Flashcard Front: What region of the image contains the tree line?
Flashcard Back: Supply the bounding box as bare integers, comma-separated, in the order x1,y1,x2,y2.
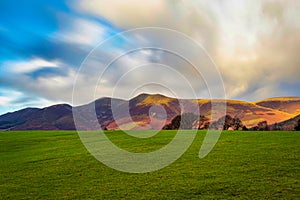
162,113,300,131
163,113,247,130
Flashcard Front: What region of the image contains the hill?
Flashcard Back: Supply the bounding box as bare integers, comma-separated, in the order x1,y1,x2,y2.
255,97,300,115
0,94,299,130
0,104,75,130
269,114,300,131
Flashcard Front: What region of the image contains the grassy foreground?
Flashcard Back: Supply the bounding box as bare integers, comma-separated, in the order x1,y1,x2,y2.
0,130,299,199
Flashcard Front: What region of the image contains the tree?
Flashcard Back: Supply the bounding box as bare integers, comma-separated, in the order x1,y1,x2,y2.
180,113,199,129
163,115,180,130
242,125,248,131
210,115,244,130
198,115,210,130
295,119,300,131
223,115,233,130
232,117,244,130
273,122,281,131
257,121,269,131
163,113,204,130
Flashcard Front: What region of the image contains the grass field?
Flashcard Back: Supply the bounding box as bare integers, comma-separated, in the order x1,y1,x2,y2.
0,130,299,199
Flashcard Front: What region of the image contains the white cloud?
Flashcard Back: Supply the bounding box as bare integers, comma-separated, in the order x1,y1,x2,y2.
56,18,107,46
0,89,60,114
16,68,77,103
0,59,76,109
0,96,14,106
7,58,59,73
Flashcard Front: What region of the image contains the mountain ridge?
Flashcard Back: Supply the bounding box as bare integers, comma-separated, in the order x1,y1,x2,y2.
1,94,299,130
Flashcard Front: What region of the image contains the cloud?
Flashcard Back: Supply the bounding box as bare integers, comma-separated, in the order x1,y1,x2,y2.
0,88,59,114
1,0,300,115
73,0,168,28
55,18,107,46
214,0,300,100
0,56,77,108
5,58,59,73
71,0,299,101
0,96,14,106
72,0,219,52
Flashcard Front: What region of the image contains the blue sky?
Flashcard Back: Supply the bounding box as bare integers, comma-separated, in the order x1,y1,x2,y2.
0,0,122,114
0,0,300,114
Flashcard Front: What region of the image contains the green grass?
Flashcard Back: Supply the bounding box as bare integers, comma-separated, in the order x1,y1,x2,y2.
0,130,299,199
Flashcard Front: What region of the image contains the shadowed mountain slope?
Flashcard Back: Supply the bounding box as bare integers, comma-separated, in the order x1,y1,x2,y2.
0,104,74,130
269,114,300,131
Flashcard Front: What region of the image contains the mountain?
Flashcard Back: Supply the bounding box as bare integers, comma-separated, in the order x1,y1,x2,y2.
269,114,300,131
255,97,300,115
0,94,299,130
0,104,75,130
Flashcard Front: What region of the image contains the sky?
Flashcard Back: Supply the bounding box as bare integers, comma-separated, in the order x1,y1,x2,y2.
0,0,299,114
